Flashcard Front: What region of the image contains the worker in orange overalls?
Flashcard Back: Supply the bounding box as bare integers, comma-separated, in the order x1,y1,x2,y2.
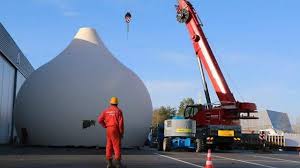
98,97,124,168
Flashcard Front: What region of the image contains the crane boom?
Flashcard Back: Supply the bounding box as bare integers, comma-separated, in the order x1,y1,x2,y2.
177,0,257,120
166,0,259,151
177,0,235,104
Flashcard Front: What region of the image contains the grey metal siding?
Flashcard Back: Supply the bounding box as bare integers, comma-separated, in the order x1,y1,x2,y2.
0,23,34,144
0,55,15,144
0,23,34,77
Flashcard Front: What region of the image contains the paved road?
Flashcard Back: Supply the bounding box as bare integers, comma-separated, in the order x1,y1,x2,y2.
0,146,299,168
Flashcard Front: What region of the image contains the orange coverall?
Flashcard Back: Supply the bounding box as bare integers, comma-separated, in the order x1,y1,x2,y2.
98,105,124,160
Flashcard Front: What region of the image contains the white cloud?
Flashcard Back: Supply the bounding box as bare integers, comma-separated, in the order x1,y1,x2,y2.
145,79,300,121
241,83,300,117
33,0,80,17
158,51,197,68
145,80,206,109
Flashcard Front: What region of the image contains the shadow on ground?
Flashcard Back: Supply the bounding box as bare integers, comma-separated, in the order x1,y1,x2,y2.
0,145,157,156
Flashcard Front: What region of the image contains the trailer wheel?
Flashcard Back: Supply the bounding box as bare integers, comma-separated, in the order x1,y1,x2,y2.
163,138,171,152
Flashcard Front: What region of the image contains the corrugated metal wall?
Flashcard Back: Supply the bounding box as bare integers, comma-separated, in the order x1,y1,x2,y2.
0,56,15,144
0,23,34,144
0,23,34,78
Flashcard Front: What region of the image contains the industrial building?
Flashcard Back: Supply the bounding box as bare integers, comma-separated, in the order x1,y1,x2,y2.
241,109,293,133
14,28,153,147
0,23,34,144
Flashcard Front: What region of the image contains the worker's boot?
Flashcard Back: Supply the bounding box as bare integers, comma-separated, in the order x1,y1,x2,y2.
106,159,113,168
115,160,122,168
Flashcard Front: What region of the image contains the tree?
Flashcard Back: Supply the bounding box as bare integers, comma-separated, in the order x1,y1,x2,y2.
152,106,176,126
178,98,195,116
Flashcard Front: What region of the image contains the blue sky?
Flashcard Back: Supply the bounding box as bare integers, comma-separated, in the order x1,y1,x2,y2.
1,0,300,121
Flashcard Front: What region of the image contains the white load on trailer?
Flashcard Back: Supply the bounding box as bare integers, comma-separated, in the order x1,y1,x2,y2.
259,129,300,149
259,129,285,147
284,133,300,148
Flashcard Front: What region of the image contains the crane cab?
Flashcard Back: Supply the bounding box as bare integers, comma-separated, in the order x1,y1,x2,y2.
183,104,242,151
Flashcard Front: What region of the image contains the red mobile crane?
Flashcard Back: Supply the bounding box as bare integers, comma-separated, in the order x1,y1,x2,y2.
176,0,258,150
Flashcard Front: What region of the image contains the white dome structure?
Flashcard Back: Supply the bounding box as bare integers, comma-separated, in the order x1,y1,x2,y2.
14,27,152,147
